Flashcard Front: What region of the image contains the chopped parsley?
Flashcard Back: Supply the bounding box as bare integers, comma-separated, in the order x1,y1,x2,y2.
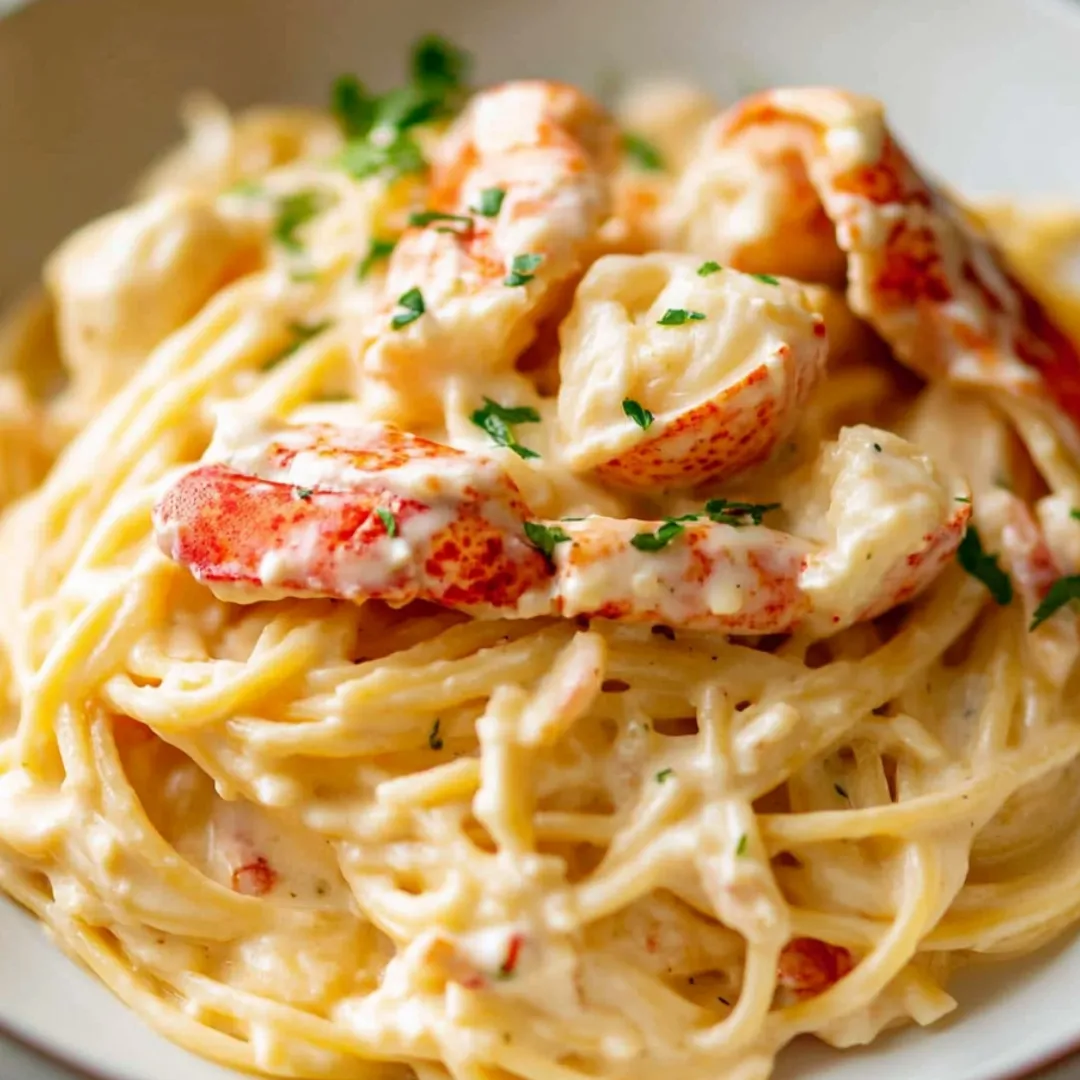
357,237,397,280
622,132,665,171
408,210,473,232
1071,508,1080,521
524,522,571,561
622,399,654,430
751,273,781,286
272,190,332,252
471,187,506,217
1030,575,1080,630
655,768,675,783
262,319,333,370
705,499,781,526
376,507,398,537
504,253,544,287
956,527,1013,606
390,287,425,329
294,487,314,501
834,783,849,799
697,260,723,277
735,834,748,856
428,718,444,750
470,398,541,459
332,36,470,183
631,517,694,552
331,74,376,138
955,496,972,504
657,308,706,326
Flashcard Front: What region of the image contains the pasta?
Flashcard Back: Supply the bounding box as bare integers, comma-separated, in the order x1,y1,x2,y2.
2,37,1080,1080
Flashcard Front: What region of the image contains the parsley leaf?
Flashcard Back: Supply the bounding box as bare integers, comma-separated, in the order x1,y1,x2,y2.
390,287,425,330
409,210,473,232
751,273,781,285
376,507,398,537
956,527,1013,605
331,74,375,138
955,496,972,504
470,398,541,459
657,308,706,326
697,260,723,277
655,767,675,783
623,132,665,171
622,399,654,430
1071,509,1080,521
505,253,544,287
357,237,397,280
1030,575,1080,630
472,187,506,217
262,319,333,370
428,718,444,750
631,518,688,552
524,521,571,561
704,499,781,526
412,34,470,95
735,834,748,856
338,131,427,182
294,487,314,501
272,190,331,252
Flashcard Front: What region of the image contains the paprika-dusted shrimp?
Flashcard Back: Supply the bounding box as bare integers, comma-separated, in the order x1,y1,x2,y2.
557,254,827,489
360,82,618,421
668,88,1080,458
777,937,854,997
154,420,969,636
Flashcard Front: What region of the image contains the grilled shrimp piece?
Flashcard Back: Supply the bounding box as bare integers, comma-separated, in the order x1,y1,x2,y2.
155,420,968,636
557,255,827,489
669,89,1080,452
360,82,618,420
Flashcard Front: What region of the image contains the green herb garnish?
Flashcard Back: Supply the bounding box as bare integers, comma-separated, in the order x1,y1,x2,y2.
751,273,780,285
735,834,748,856
956,527,1013,606
656,768,675,783
262,319,333,370
408,210,473,232
225,178,264,198
390,287,425,330
428,718,444,750
470,398,541,459
505,253,544,287
1030,575,1080,630
622,399,654,430
331,74,376,138
338,131,427,181
631,518,691,552
272,190,331,252
704,499,780,526
357,237,397,280
623,132,665,171
955,496,972,503
657,308,706,326
524,522,571,561
376,507,398,537
471,187,506,217
1071,509,1080,521
294,487,314,501
697,260,723,277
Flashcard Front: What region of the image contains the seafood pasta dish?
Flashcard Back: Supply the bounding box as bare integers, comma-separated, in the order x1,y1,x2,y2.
4,35,1080,1080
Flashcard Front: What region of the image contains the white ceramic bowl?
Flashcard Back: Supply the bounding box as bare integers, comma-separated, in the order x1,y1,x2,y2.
2,1,1080,1077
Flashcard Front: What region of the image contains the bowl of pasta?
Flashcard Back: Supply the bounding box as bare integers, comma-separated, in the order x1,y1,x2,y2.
3,1,1080,1080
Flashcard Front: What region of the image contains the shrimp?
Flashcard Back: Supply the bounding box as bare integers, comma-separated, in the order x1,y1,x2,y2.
359,82,618,422
557,254,827,489
668,89,1080,458
154,420,969,637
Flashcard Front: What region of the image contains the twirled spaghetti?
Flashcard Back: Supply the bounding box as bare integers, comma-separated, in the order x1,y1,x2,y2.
1,38,1080,1080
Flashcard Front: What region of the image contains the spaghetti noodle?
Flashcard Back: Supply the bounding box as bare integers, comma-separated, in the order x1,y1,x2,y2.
1,38,1080,1080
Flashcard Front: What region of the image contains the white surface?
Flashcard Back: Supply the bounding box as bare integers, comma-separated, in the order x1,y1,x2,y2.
2,0,1080,1078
